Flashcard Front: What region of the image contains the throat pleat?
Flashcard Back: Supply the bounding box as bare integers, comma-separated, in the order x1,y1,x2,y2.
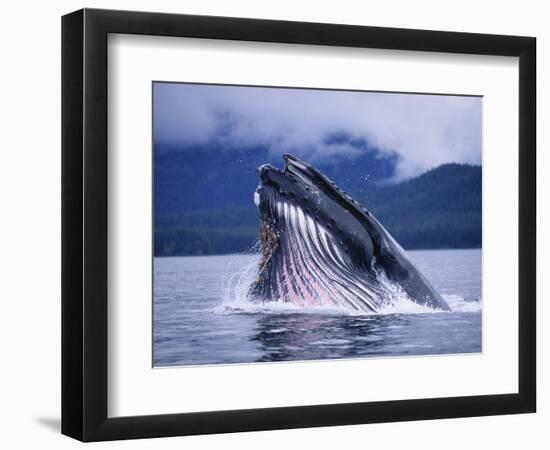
265,203,383,312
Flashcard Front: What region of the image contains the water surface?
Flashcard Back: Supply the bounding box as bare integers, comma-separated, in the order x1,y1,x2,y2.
154,249,481,366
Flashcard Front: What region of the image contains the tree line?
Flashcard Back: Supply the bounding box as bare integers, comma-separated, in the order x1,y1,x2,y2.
154,163,481,256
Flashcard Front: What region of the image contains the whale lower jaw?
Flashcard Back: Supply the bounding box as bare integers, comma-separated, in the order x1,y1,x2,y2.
249,200,387,313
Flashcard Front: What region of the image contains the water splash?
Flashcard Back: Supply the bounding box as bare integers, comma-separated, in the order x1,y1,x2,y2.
215,257,357,315
215,256,481,316
221,256,258,307
443,294,482,313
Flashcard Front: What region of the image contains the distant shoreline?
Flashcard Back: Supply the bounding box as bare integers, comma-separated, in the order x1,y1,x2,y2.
154,163,481,258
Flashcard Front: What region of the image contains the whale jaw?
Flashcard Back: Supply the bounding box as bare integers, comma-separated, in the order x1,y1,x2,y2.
249,199,384,312
249,154,451,313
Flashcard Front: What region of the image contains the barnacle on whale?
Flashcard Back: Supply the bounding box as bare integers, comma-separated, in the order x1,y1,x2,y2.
255,222,279,287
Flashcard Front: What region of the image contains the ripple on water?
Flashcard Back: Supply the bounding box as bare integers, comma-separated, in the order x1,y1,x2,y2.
154,250,482,366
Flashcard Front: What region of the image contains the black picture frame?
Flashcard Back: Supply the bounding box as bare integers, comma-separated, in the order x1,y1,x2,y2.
61,8,536,442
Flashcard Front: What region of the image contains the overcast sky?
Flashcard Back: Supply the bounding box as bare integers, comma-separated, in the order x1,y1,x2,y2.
153,82,482,181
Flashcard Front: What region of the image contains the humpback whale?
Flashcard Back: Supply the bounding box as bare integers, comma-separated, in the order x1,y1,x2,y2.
248,154,451,313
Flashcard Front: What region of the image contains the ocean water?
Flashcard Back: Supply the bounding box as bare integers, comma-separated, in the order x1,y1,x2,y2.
153,249,482,367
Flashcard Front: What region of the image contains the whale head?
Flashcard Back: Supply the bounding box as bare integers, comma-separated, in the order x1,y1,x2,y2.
249,154,450,312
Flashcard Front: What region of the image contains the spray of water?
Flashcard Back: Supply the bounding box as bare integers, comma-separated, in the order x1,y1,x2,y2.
215,255,481,316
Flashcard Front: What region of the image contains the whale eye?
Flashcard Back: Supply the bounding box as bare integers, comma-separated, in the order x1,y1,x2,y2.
302,196,307,201
280,191,287,197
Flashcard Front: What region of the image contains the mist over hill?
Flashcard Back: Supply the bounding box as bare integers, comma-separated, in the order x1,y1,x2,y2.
154,162,481,256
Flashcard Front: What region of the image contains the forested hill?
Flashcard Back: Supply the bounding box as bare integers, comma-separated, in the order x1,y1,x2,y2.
154,163,481,256
364,163,481,249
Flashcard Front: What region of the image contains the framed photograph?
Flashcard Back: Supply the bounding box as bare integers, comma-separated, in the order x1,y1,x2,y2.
61,8,536,442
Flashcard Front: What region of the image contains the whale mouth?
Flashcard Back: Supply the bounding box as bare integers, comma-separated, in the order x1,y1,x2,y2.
282,153,316,185
250,155,386,312
249,154,451,313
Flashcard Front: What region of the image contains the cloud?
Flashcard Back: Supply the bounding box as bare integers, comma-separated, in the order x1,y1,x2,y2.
153,83,481,180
